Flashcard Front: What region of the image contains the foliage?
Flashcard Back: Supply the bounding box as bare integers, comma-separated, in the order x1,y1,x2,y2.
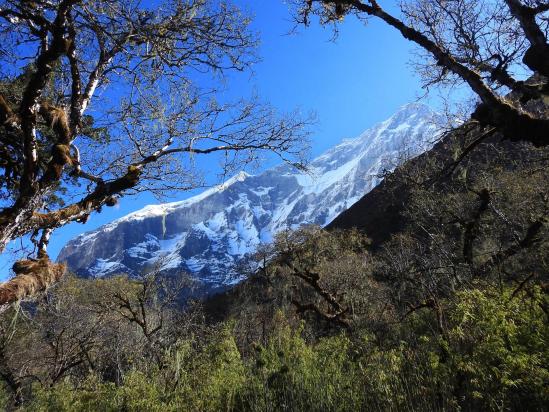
1,271,545,411
1,136,547,409
447,287,549,410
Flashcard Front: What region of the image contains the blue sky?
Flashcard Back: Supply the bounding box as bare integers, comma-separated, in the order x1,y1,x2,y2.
1,1,438,278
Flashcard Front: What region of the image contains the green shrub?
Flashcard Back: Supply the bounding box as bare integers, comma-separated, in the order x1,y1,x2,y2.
29,375,119,412
9,269,548,412
448,286,549,410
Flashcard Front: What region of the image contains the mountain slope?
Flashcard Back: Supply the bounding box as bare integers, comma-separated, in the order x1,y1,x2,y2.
57,103,442,292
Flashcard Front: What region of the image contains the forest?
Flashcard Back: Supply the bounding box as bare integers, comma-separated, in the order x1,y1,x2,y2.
0,0,548,410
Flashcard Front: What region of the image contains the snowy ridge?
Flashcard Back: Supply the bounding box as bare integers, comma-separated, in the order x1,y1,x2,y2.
58,103,443,294
118,171,251,223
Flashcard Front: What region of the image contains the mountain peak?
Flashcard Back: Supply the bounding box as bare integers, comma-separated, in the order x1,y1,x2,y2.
58,103,442,292
383,102,438,128
397,101,433,113
223,171,250,186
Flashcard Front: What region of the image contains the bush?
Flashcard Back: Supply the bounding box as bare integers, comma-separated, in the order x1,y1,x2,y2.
22,285,549,411
447,286,549,410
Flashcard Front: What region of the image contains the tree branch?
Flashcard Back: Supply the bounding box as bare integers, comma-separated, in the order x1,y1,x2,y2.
504,0,549,76
477,218,546,275
462,189,491,264
303,0,549,145
67,11,82,133
0,258,66,306
18,0,78,197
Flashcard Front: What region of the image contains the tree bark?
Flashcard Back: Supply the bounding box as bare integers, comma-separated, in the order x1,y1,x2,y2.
0,258,66,306
504,0,549,77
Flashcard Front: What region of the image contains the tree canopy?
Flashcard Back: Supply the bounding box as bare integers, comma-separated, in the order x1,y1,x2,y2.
0,0,310,305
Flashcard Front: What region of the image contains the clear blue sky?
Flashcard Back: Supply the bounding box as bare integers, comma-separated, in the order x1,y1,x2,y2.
1,1,438,278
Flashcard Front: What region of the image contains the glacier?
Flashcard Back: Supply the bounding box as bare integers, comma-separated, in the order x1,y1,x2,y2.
57,103,443,293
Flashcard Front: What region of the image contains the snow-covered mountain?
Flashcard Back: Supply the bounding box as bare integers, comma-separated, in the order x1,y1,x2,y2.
57,103,443,293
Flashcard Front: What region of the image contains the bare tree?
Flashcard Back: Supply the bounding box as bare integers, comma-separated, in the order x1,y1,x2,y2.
292,0,548,145
0,0,311,305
